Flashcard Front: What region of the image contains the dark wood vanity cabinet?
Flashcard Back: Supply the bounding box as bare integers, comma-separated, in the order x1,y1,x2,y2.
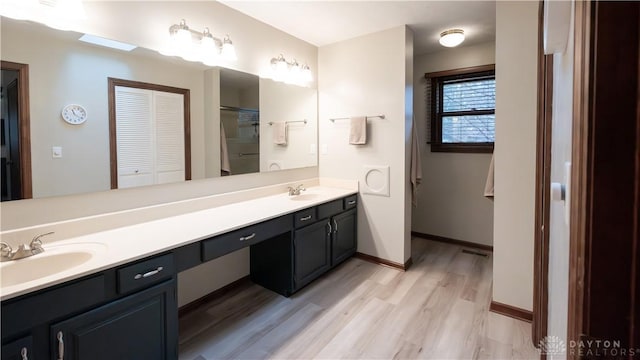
293,220,332,289
1,336,33,360
251,194,358,296
1,192,357,358
50,279,177,360
331,208,357,266
1,253,178,360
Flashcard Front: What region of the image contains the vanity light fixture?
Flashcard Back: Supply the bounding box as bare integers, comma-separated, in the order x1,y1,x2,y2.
270,54,313,86
1,0,85,31
439,29,465,48
159,19,237,65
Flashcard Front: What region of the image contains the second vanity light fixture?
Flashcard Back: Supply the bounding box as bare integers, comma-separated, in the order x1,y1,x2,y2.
160,19,237,65
270,54,313,87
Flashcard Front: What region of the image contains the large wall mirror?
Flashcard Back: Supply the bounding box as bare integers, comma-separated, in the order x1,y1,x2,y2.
0,17,318,200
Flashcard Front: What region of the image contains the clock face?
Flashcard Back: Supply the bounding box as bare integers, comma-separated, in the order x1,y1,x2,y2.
61,104,87,125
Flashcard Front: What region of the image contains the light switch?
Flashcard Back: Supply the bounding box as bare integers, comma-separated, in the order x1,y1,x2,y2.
309,143,317,154
52,146,62,158
321,144,328,154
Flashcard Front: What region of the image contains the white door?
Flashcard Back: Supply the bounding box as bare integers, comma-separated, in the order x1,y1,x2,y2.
115,86,185,189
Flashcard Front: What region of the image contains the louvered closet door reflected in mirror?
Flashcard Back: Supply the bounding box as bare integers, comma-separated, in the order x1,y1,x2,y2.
108,78,191,190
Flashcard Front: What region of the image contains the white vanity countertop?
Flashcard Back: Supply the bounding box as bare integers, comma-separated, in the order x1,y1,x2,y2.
0,185,357,301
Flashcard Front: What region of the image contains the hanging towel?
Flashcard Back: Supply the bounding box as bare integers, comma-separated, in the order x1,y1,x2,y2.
349,116,367,145
220,122,231,176
411,116,423,206
484,154,495,198
273,122,288,145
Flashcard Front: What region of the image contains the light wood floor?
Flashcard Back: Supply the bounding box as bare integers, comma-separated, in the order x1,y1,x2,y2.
178,238,539,360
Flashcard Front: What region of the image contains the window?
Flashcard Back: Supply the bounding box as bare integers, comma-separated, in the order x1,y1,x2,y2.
427,65,495,153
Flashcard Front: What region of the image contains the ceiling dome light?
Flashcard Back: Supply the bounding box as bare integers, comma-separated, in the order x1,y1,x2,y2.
439,29,465,47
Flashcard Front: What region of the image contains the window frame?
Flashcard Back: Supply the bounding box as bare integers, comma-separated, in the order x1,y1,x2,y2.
426,64,496,153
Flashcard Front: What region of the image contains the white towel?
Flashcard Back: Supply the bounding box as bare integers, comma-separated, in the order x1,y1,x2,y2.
273,122,287,145
410,116,423,206
220,122,231,176
484,154,495,198
349,116,367,145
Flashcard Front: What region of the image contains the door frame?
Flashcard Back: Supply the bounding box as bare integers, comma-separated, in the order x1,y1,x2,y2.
532,0,554,348
1,60,32,199
567,0,640,356
108,77,191,189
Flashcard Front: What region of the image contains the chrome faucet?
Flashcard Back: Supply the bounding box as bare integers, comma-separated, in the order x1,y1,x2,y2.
0,232,54,262
287,184,306,196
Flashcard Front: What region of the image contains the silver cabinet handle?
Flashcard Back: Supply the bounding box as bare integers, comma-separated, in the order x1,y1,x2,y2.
57,331,64,360
134,266,164,280
348,200,356,205
300,215,312,221
327,222,332,235
239,233,256,241
333,219,338,233
21,347,27,360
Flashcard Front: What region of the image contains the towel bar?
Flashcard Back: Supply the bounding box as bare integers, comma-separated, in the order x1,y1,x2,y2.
329,114,385,122
268,119,307,126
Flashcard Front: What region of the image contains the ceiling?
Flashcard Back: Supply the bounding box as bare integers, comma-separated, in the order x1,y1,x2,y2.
219,1,496,55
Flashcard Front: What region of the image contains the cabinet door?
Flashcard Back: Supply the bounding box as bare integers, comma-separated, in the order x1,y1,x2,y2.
294,220,331,290
1,336,32,360
332,208,357,266
51,280,177,360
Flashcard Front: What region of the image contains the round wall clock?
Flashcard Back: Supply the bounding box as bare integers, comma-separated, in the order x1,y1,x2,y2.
61,104,87,125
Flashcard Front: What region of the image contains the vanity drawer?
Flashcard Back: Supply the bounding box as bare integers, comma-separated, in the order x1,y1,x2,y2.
294,208,317,228
318,199,344,219
117,254,174,295
202,215,292,261
1,275,106,338
344,195,357,209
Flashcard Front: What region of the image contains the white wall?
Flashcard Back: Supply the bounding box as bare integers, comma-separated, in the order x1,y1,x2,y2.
318,26,413,264
0,1,318,307
493,1,539,311
547,3,575,354
259,79,318,172
412,42,495,246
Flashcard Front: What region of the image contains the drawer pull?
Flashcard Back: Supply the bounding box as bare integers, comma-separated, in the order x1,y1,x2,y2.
327,222,333,235
57,331,64,360
239,233,256,241
21,347,27,360
348,200,356,205
134,266,164,280
333,219,338,232
300,215,312,221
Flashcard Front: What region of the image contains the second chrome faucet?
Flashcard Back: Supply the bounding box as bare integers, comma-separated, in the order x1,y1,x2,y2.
287,184,306,196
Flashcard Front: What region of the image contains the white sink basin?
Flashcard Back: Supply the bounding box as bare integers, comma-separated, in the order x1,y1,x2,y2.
1,243,106,287
288,193,320,201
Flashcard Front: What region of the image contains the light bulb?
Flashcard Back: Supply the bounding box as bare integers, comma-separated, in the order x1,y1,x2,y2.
287,60,301,84
439,29,465,48
201,29,219,66
43,0,87,31
301,64,313,84
0,0,38,20
221,35,237,61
